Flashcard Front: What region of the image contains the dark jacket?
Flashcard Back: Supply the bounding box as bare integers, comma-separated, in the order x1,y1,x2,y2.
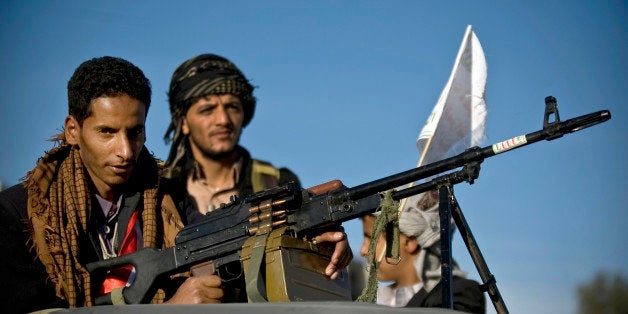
164,146,300,226
161,146,300,302
0,184,69,313
0,180,180,312
405,276,486,313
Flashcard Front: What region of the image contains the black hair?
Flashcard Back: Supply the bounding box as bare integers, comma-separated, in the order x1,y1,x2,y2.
67,56,151,125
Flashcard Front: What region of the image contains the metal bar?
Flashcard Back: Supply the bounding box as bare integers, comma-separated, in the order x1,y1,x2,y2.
450,194,509,314
439,185,454,309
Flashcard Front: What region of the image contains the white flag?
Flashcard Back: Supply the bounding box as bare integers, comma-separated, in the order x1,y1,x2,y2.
397,25,488,214
417,25,488,167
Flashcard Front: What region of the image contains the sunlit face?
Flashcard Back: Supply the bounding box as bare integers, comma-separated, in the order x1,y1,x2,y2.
65,94,146,201
360,215,420,286
182,94,244,160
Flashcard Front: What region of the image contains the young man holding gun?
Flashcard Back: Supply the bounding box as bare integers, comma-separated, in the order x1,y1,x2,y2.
0,56,222,312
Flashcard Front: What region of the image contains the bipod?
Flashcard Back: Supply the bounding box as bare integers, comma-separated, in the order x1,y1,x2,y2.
392,162,509,313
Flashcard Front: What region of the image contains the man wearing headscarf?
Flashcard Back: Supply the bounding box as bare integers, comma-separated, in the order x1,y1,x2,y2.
162,53,352,301
0,57,223,313
360,190,485,312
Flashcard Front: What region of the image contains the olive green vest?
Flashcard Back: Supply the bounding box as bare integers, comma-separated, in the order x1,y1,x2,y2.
251,160,280,193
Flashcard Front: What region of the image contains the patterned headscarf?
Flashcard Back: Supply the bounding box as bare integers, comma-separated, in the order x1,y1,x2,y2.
398,190,467,293
163,54,256,179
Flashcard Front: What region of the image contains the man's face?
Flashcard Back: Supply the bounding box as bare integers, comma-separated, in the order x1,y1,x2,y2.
182,94,244,159
65,94,146,200
360,215,395,281
360,215,418,284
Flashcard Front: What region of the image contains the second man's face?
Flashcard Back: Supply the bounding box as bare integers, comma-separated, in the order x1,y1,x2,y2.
183,94,245,159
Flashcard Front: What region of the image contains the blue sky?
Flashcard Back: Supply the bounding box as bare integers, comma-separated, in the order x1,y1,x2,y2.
1,1,626,313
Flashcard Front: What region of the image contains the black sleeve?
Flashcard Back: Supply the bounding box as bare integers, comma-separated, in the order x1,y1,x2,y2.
161,176,203,226
406,277,486,314
278,167,301,189
0,184,68,312
450,277,486,314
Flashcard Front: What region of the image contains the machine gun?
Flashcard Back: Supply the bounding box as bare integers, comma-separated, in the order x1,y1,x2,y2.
87,96,610,312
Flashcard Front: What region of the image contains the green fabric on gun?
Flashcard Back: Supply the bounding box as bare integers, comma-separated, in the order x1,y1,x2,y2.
357,190,400,303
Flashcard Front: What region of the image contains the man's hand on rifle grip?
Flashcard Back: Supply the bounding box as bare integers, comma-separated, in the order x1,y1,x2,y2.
307,179,353,280
165,274,224,304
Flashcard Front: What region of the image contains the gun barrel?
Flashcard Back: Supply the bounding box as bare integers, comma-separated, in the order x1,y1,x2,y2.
346,109,610,201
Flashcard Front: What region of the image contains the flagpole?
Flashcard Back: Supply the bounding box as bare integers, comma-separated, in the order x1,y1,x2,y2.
394,135,432,215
